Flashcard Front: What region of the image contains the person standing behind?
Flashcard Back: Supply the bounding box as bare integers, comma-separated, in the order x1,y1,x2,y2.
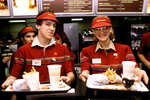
17,26,37,48
0,46,13,87
2,10,75,88
79,16,149,85
9,26,37,72
55,32,76,87
55,32,74,65
137,24,150,87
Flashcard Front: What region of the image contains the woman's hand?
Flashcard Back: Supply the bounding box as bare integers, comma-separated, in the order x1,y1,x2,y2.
79,70,89,82
1,76,16,89
135,68,149,85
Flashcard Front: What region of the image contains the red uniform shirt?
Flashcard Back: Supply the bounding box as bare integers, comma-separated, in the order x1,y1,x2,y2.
10,42,74,83
138,32,150,61
80,43,137,75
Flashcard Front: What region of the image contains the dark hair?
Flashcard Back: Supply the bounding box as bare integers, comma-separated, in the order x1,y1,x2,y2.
17,26,37,48
55,32,72,50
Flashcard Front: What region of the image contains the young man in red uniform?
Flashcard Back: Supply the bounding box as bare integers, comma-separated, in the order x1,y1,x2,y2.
79,16,149,85
2,10,75,88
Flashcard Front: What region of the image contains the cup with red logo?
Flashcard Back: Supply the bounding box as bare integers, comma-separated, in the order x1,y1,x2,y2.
122,61,137,88
47,65,62,86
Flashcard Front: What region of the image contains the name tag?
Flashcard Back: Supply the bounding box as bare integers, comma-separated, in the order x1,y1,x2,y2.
32,59,41,66
92,58,101,64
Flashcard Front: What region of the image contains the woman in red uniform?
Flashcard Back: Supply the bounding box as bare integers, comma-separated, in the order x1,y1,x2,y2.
2,10,75,88
79,16,149,85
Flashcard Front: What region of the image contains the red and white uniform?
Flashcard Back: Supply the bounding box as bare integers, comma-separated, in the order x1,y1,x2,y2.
10,37,74,83
80,41,137,75
138,32,150,61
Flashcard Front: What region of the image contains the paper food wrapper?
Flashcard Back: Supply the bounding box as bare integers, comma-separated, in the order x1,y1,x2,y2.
13,79,29,91
88,74,109,86
87,73,122,86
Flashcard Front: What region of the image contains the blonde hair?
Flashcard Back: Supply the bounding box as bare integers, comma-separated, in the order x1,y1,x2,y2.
93,30,115,42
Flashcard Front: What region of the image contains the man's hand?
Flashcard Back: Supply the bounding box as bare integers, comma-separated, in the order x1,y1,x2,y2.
1,76,16,89
60,72,74,85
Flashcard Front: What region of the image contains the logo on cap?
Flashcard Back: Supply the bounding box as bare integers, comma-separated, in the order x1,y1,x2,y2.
48,13,56,17
92,16,112,28
36,12,59,23
96,19,107,22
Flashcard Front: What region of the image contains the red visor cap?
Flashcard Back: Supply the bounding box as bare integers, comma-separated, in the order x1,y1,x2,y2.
92,16,112,28
36,12,59,23
20,26,35,36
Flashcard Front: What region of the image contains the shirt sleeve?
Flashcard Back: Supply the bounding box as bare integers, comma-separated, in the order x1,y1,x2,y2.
10,48,25,79
125,45,138,68
80,48,91,72
138,34,146,54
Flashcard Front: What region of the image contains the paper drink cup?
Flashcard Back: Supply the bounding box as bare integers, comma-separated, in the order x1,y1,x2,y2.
122,61,136,80
47,65,62,85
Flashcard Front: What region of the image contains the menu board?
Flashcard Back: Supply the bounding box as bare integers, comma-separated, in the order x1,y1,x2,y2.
147,0,150,13
42,0,92,13
13,0,38,16
98,0,144,12
0,0,9,16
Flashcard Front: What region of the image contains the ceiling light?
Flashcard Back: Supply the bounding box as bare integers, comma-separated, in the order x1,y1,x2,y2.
8,20,26,23
71,18,83,21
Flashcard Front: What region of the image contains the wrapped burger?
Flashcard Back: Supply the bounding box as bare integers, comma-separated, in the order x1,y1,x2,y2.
13,79,29,91
87,68,122,86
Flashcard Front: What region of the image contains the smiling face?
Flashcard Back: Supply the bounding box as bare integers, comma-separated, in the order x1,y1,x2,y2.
36,20,56,41
92,26,112,42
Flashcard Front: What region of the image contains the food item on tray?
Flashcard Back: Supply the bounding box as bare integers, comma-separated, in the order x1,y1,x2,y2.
87,68,122,86
57,81,67,88
88,74,109,86
122,78,135,89
47,64,62,85
58,84,66,88
23,67,40,91
40,84,50,90
104,68,116,83
12,79,29,91
104,68,122,84
23,66,36,75
40,81,68,90
23,67,39,82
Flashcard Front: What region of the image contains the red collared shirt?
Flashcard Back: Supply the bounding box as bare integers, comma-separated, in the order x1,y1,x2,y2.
138,32,150,61
10,37,74,83
80,42,137,75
